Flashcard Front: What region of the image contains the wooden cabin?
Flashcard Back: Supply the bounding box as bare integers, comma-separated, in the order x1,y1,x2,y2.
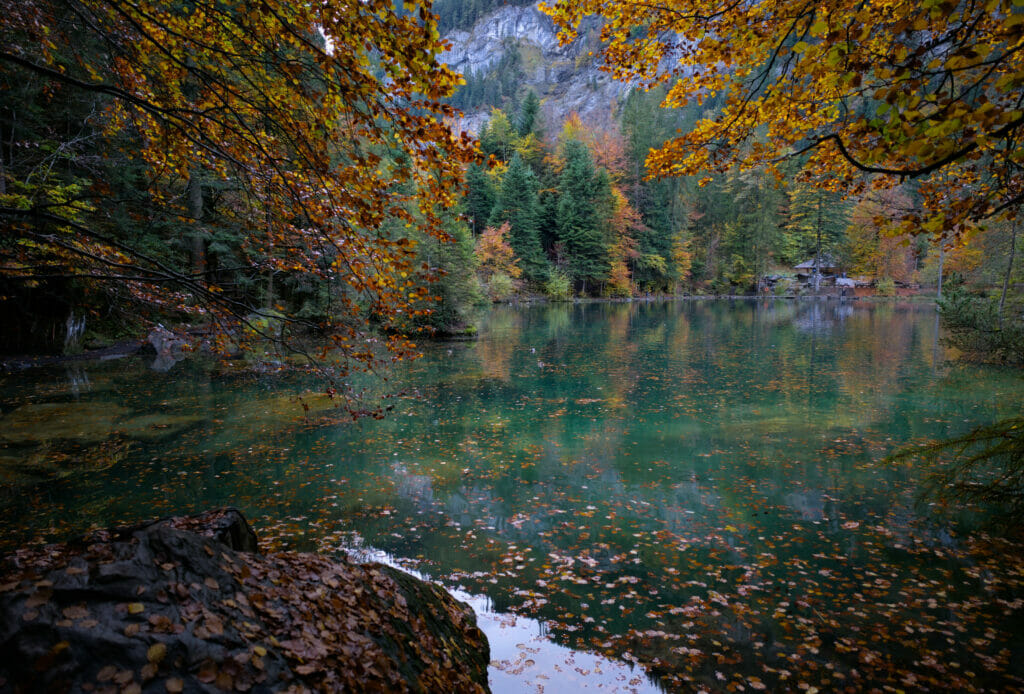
793,254,841,277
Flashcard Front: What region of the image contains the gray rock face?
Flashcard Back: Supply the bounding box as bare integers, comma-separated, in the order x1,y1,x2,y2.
442,1,633,133
441,4,564,76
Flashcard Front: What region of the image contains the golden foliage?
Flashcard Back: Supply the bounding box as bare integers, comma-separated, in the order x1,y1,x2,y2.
543,0,1024,239
1,0,476,384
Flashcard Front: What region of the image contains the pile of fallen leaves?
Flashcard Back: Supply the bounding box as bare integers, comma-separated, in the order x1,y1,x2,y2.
0,509,489,693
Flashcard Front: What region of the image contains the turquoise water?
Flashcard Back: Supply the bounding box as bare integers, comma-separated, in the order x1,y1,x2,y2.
2,300,1023,691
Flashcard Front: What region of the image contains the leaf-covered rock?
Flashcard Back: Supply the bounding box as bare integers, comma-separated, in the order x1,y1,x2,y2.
0,509,489,693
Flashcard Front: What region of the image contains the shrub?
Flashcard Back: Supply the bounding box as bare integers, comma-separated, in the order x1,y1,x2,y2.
875,276,896,296
544,271,572,301
939,287,1024,364
486,272,516,301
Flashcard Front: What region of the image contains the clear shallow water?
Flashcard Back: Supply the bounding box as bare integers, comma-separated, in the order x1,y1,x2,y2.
2,299,1023,691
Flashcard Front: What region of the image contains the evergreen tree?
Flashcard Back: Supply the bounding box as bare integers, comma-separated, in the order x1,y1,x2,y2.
720,167,785,291
785,184,851,288
536,165,561,255
411,216,483,334
465,163,496,235
557,140,609,292
489,153,549,282
517,90,543,138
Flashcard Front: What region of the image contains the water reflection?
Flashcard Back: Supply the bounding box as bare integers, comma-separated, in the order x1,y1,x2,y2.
346,542,663,694
1,300,1023,691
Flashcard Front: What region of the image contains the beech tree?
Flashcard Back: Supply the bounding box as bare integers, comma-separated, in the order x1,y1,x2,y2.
0,0,475,398
543,0,1024,240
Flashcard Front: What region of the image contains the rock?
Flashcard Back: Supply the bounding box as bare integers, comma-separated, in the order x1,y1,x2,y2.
441,1,631,133
0,402,130,445
127,508,259,554
0,509,489,693
146,325,190,372
0,402,202,447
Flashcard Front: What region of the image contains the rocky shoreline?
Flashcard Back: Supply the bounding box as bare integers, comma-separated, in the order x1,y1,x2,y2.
0,509,490,693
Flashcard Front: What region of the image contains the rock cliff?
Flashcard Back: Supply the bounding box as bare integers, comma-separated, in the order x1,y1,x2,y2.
441,2,631,133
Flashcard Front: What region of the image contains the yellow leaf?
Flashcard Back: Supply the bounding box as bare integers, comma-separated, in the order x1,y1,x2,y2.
147,642,167,664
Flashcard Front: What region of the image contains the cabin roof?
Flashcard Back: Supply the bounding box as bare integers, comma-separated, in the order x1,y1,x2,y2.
794,254,839,270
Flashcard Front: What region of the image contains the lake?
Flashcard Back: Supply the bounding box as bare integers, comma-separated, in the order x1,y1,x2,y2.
2,299,1023,691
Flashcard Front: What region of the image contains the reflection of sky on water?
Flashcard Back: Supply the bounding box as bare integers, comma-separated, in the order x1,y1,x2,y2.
347,543,663,694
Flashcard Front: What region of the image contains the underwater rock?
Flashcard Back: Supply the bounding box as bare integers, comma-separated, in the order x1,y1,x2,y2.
0,402,202,447
0,402,130,445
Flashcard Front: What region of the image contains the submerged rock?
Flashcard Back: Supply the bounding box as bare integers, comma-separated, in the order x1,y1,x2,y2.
0,508,490,693
0,402,130,445
0,402,202,447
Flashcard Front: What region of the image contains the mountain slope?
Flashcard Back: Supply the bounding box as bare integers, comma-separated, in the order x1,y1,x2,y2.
440,1,631,133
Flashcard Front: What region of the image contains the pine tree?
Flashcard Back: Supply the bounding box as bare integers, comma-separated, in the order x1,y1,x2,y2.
489,152,549,283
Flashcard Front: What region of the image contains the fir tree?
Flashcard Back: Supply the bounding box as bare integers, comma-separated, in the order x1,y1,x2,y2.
557,140,609,292
489,153,549,282
517,90,542,138
785,184,851,288
465,163,496,235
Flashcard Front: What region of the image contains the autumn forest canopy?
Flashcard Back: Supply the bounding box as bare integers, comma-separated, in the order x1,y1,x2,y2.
2,0,1024,375
3,0,1024,691
0,0,476,400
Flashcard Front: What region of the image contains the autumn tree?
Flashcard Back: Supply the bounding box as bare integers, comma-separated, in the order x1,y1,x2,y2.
847,187,919,283
544,0,1024,240
475,223,523,282
0,0,475,405
479,109,518,162
606,188,642,297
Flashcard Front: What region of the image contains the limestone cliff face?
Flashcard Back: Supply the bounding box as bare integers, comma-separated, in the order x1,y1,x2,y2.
441,2,631,133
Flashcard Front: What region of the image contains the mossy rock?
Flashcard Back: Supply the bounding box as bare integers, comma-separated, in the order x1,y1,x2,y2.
0,439,133,483
115,413,204,442
0,402,203,446
0,402,130,445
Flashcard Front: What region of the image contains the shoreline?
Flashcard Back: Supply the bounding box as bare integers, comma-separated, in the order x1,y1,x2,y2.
1,293,942,371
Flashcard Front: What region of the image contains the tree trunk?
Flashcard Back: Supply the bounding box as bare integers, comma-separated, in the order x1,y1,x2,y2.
814,190,822,292
188,174,206,279
999,220,1018,328
936,237,945,301
265,209,275,309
